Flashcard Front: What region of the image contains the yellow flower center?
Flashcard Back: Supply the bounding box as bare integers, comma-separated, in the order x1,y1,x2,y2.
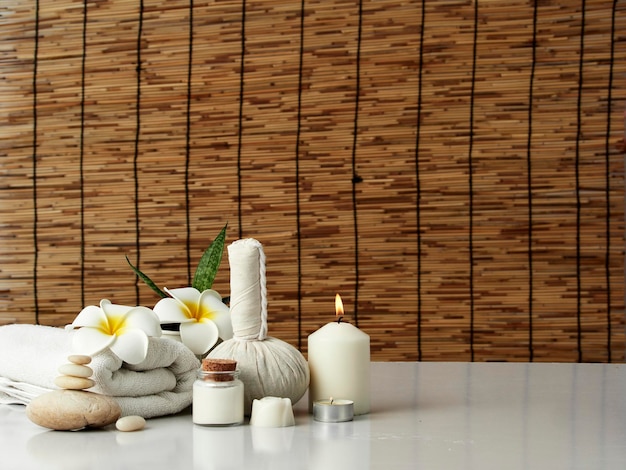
99,314,126,336
183,300,214,322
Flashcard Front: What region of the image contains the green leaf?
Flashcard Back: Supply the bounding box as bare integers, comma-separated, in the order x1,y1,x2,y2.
125,256,168,298
193,223,228,292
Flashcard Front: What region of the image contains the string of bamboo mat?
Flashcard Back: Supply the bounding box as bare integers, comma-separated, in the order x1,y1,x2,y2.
0,0,623,363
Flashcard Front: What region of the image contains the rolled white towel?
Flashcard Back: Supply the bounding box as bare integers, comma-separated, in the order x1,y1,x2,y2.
0,324,200,418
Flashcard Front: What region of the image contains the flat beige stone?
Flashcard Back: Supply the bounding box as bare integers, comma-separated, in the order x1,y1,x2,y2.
26,390,121,431
68,355,92,365
54,375,95,390
58,363,93,378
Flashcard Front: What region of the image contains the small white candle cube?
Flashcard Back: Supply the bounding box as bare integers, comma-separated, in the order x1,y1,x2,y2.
250,397,295,427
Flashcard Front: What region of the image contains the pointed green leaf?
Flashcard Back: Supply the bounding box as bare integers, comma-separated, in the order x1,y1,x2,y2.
193,223,227,291
125,256,168,298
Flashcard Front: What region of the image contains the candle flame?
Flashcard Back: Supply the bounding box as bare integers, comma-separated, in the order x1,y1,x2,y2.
335,294,344,317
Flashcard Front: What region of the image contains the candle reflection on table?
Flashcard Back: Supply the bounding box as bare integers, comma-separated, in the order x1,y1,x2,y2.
309,419,371,470
251,425,295,453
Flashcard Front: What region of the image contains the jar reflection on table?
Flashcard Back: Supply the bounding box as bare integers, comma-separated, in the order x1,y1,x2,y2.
193,425,245,470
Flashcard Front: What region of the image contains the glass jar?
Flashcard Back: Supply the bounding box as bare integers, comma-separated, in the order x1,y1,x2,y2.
193,369,244,426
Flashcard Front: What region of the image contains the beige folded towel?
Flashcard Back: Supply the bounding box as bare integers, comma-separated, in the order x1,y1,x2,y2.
0,324,200,418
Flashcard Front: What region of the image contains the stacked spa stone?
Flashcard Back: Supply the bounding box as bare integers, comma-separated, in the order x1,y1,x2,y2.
26,355,122,431
54,355,96,390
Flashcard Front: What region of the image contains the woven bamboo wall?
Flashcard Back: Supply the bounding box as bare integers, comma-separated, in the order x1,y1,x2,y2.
1,0,624,362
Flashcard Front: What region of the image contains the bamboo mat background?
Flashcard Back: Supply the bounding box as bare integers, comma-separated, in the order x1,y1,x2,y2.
1,0,624,362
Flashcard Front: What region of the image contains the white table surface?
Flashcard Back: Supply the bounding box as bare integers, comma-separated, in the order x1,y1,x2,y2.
1,362,625,470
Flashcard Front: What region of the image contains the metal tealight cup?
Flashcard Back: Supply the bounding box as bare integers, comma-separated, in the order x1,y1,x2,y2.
312,398,354,423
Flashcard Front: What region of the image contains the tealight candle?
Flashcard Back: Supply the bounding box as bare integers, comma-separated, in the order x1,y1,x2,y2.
312,398,354,422
250,397,295,427
307,294,370,415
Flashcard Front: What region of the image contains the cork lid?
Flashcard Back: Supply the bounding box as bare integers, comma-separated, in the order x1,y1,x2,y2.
201,359,238,381
202,358,237,372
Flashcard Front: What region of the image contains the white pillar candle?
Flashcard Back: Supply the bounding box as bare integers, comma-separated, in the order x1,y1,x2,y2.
307,295,370,415
250,397,295,427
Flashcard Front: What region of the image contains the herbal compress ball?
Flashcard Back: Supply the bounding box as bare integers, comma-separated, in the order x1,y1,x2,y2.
208,239,309,414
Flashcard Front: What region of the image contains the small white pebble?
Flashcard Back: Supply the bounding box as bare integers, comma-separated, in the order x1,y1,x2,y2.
116,415,146,432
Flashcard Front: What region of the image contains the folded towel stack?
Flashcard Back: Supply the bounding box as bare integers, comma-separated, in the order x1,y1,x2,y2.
0,324,200,418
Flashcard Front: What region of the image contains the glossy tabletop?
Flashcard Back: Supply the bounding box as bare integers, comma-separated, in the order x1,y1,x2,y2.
1,362,625,470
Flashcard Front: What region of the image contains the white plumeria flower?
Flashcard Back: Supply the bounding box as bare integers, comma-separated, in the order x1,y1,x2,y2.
153,287,233,355
67,299,162,365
